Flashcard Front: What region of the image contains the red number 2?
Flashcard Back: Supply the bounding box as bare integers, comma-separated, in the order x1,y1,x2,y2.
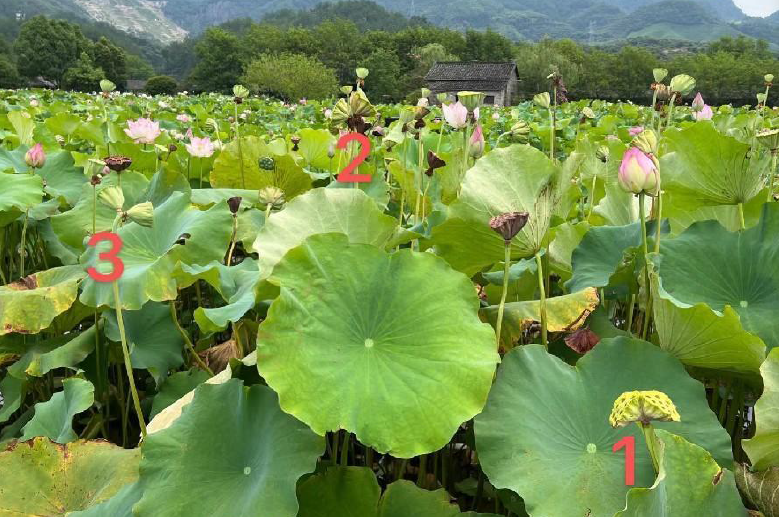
87,232,124,282
336,132,372,183
613,436,635,485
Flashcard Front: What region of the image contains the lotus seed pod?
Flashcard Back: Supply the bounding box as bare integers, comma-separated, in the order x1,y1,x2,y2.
632,129,658,154
340,86,353,95
98,186,125,212
227,196,242,214
126,202,154,228
258,156,275,171
669,74,696,96
595,145,610,162
609,390,681,428
757,128,779,151
757,93,767,104
489,212,529,243
533,92,551,109
564,327,600,354
103,155,132,172
258,186,285,207
457,91,485,113
653,68,668,83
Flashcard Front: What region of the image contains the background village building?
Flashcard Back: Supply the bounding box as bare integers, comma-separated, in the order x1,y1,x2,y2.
425,62,519,107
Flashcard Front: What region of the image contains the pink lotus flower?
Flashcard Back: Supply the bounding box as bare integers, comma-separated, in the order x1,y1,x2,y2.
177,114,191,123
693,105,713,121
185,136,214,158
492,112,500,121
691,92,705,112
324,109,333,119
25,143,46,169
125,118,161,145
443,101,468,129
629,126,645,137
299,98,307,105
469,124,485,158
618,147,659,196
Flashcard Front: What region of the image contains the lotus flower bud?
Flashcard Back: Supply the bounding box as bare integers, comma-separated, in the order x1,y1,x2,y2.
609,390,680,428
327,141,336,158
632,129,658,155
233,84,249,100
653,68,668,83
489,212,529,243
98,186,125,212
227,196,242,214
126,202,154,227
757,93,767,104
765,74,774,85
510,120,530,137
618,148,659,196
457,91,485,114
25,143,46,169
691,92,705,112
258,186,285,208
564,327,600,354
356,68,369,80
469,124,485,158
533,92,551,109
596,145,609,163
100,79,116,93
669,74,696,96
436,93,448,103
757,128,779,151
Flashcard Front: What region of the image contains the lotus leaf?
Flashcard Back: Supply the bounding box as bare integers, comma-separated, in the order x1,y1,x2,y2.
735,464,779,517
743,348,779,469
257,233,499,457
20,377,94,443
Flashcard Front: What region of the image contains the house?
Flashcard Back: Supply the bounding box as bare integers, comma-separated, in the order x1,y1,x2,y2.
424,62,519,107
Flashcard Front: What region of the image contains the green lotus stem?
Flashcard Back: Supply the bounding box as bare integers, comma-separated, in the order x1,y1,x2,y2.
495,242,511,350
663,94,677,132
198,158,203,189
737,202,746,230
414,138,423,225
638,422,660,474
417,453,427,488
420,177,432,220
549,102,555,161
226,215,238,265
768,150,778,202
494,131,511,148
650,89,660,132
265,202,272,221
639,193,652,340
365,445,374,469
187,155,191,182
112,280,147,439
653,190,663,254
535,252,548,349
473,468,485,510
587,174,597,220
461,124,470,193
170,301,214,376
235,105,245,189
19,209,28,279
331,432,339,465
436,123,445,154
340,432,350,466
626,294,636,335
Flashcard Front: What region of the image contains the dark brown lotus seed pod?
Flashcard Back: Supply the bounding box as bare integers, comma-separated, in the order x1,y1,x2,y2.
227,196,242,215
90,174,102,186
168,143,177,153
103,156,132,172
425,150,446,177
489,212,529,243
291,136,301,151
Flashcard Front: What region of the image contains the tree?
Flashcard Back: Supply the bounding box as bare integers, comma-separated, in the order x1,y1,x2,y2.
145,75,178,95
62,52,105,92
462,29,513,62
359,49,402,101
14,16,90,86
188,28,244,93
242,53,338,101
0,55,21,88
126,54,156,80
91,36,127,88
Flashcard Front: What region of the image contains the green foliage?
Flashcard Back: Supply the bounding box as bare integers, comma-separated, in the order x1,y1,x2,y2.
90,36,126,88
242,53,338,101
125,54,155,80
61,51,105,92
13,16,90,86
0,55,21,88
189,28,244,93
144,75,178,95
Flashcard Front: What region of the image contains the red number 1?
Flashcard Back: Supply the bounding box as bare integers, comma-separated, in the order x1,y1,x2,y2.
613,436,635,485
87,232,124,282
336,132,372,183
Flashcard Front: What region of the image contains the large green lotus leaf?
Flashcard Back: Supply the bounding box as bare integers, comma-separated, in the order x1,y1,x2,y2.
0,146,26,173
296,127,339,170
7,111,34,145
431,144,571,276
68,481,143,517
37,150,88,205
661,123,765,207
149,369,211,419
210,136,312,198
104,302,184,384
0,265,85,336
651,272,766,375
567,222,643,293
257,233,499,458
190,187,259,208
593,182,646,226
20,377,94,443
49,171,150,252
297,467,499,517
25,326,96,377
133,380,324,517
0,374,24,423
481,288,600,347
743,348,779,470
735,464,779,517
326,171,391,209
474,338,733,517
0,438,139,516
616,430,745,517
548,221,589,281
236,208,266,248
662,187,766,237
655,203,779,350
79,192,233,310
44,111,81,137
252,187,397,278
0,171,43,220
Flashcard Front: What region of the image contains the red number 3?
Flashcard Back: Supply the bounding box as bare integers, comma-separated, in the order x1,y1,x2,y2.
337,132,372,183
87,232,124,282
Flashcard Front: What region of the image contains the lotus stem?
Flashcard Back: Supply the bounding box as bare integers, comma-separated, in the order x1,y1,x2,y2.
414,138,423,225
495,242,511,350
626,294,636,335
198,158,203,189
768,150,778,202
663,94,677,132
170,300,214,376
19,209,28,279
653,190,663,254
461,125,470,194
587,174,597,220
535,252,548,349
226,215,238,265
737,202,746,231
112,281,147,438
340,431,350,466
639,193,652,340
650,89,659,132
638,422,659,474
416,453,427,487
549,93,555,161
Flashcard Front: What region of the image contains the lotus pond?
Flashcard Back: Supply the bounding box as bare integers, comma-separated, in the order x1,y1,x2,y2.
0,77,778,517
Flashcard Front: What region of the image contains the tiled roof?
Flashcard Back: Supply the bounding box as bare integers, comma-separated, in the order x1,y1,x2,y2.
424,62,517,81
427,80,507,92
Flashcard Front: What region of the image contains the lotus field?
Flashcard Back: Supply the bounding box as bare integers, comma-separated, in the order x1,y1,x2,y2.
2,70,779,517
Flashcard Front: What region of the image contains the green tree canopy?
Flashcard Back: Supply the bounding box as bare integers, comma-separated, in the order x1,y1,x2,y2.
242,53,338,101
14,16,90,86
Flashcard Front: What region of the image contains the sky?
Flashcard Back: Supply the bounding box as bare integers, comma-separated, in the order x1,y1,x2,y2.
734,0,779,16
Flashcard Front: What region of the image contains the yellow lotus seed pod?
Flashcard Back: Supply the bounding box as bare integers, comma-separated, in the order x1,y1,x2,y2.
609,390,680,428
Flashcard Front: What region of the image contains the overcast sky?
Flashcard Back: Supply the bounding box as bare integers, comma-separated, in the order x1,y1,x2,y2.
734,0,779,16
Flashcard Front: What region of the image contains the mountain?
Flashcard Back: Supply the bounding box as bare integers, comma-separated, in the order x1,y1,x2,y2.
2,0,778,47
